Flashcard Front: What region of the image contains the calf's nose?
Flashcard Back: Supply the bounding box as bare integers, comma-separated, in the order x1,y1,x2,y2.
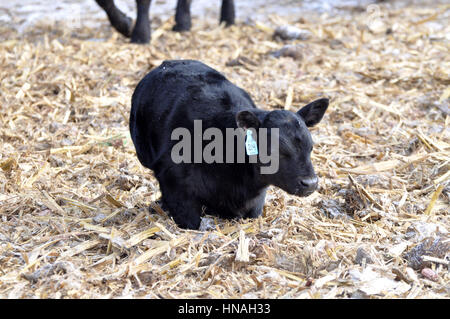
299,176,318,189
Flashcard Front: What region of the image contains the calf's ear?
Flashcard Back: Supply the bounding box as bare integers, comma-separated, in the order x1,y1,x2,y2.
297,98,329,127
236,110,261,129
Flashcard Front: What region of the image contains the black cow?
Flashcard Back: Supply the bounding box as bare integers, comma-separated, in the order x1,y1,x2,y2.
130,60,328,229
95,0,235,43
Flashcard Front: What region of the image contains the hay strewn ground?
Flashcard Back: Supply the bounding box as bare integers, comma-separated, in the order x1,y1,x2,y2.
0,3,449,298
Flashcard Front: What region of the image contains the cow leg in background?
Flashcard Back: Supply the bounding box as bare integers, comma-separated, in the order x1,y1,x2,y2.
131,0,152,43
220,0,235,26
95,0,133,37
173,0,192,32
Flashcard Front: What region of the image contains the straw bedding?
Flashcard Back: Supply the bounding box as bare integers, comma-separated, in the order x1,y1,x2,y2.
0,3,448,298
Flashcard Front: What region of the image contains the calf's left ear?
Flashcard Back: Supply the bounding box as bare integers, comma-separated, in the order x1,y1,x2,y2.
297,98,329,127
236,110,261,130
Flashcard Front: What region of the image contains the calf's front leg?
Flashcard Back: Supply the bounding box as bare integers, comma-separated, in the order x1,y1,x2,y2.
157,169,202,229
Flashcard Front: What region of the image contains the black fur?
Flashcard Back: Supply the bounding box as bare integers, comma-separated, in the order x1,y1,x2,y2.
130,60,328,229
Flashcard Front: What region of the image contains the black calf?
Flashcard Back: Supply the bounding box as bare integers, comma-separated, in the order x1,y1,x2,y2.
130,60,328,229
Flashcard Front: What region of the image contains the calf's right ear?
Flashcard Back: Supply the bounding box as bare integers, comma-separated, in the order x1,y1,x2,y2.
236,110,261,130
297,98,329,127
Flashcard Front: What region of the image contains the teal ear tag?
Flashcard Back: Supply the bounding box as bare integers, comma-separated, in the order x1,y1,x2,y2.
245,129,258,156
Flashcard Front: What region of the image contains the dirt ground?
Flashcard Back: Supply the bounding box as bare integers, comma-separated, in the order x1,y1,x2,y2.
0,1,449,298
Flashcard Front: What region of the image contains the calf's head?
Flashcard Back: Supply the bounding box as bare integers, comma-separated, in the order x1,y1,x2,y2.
236,98,328,197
